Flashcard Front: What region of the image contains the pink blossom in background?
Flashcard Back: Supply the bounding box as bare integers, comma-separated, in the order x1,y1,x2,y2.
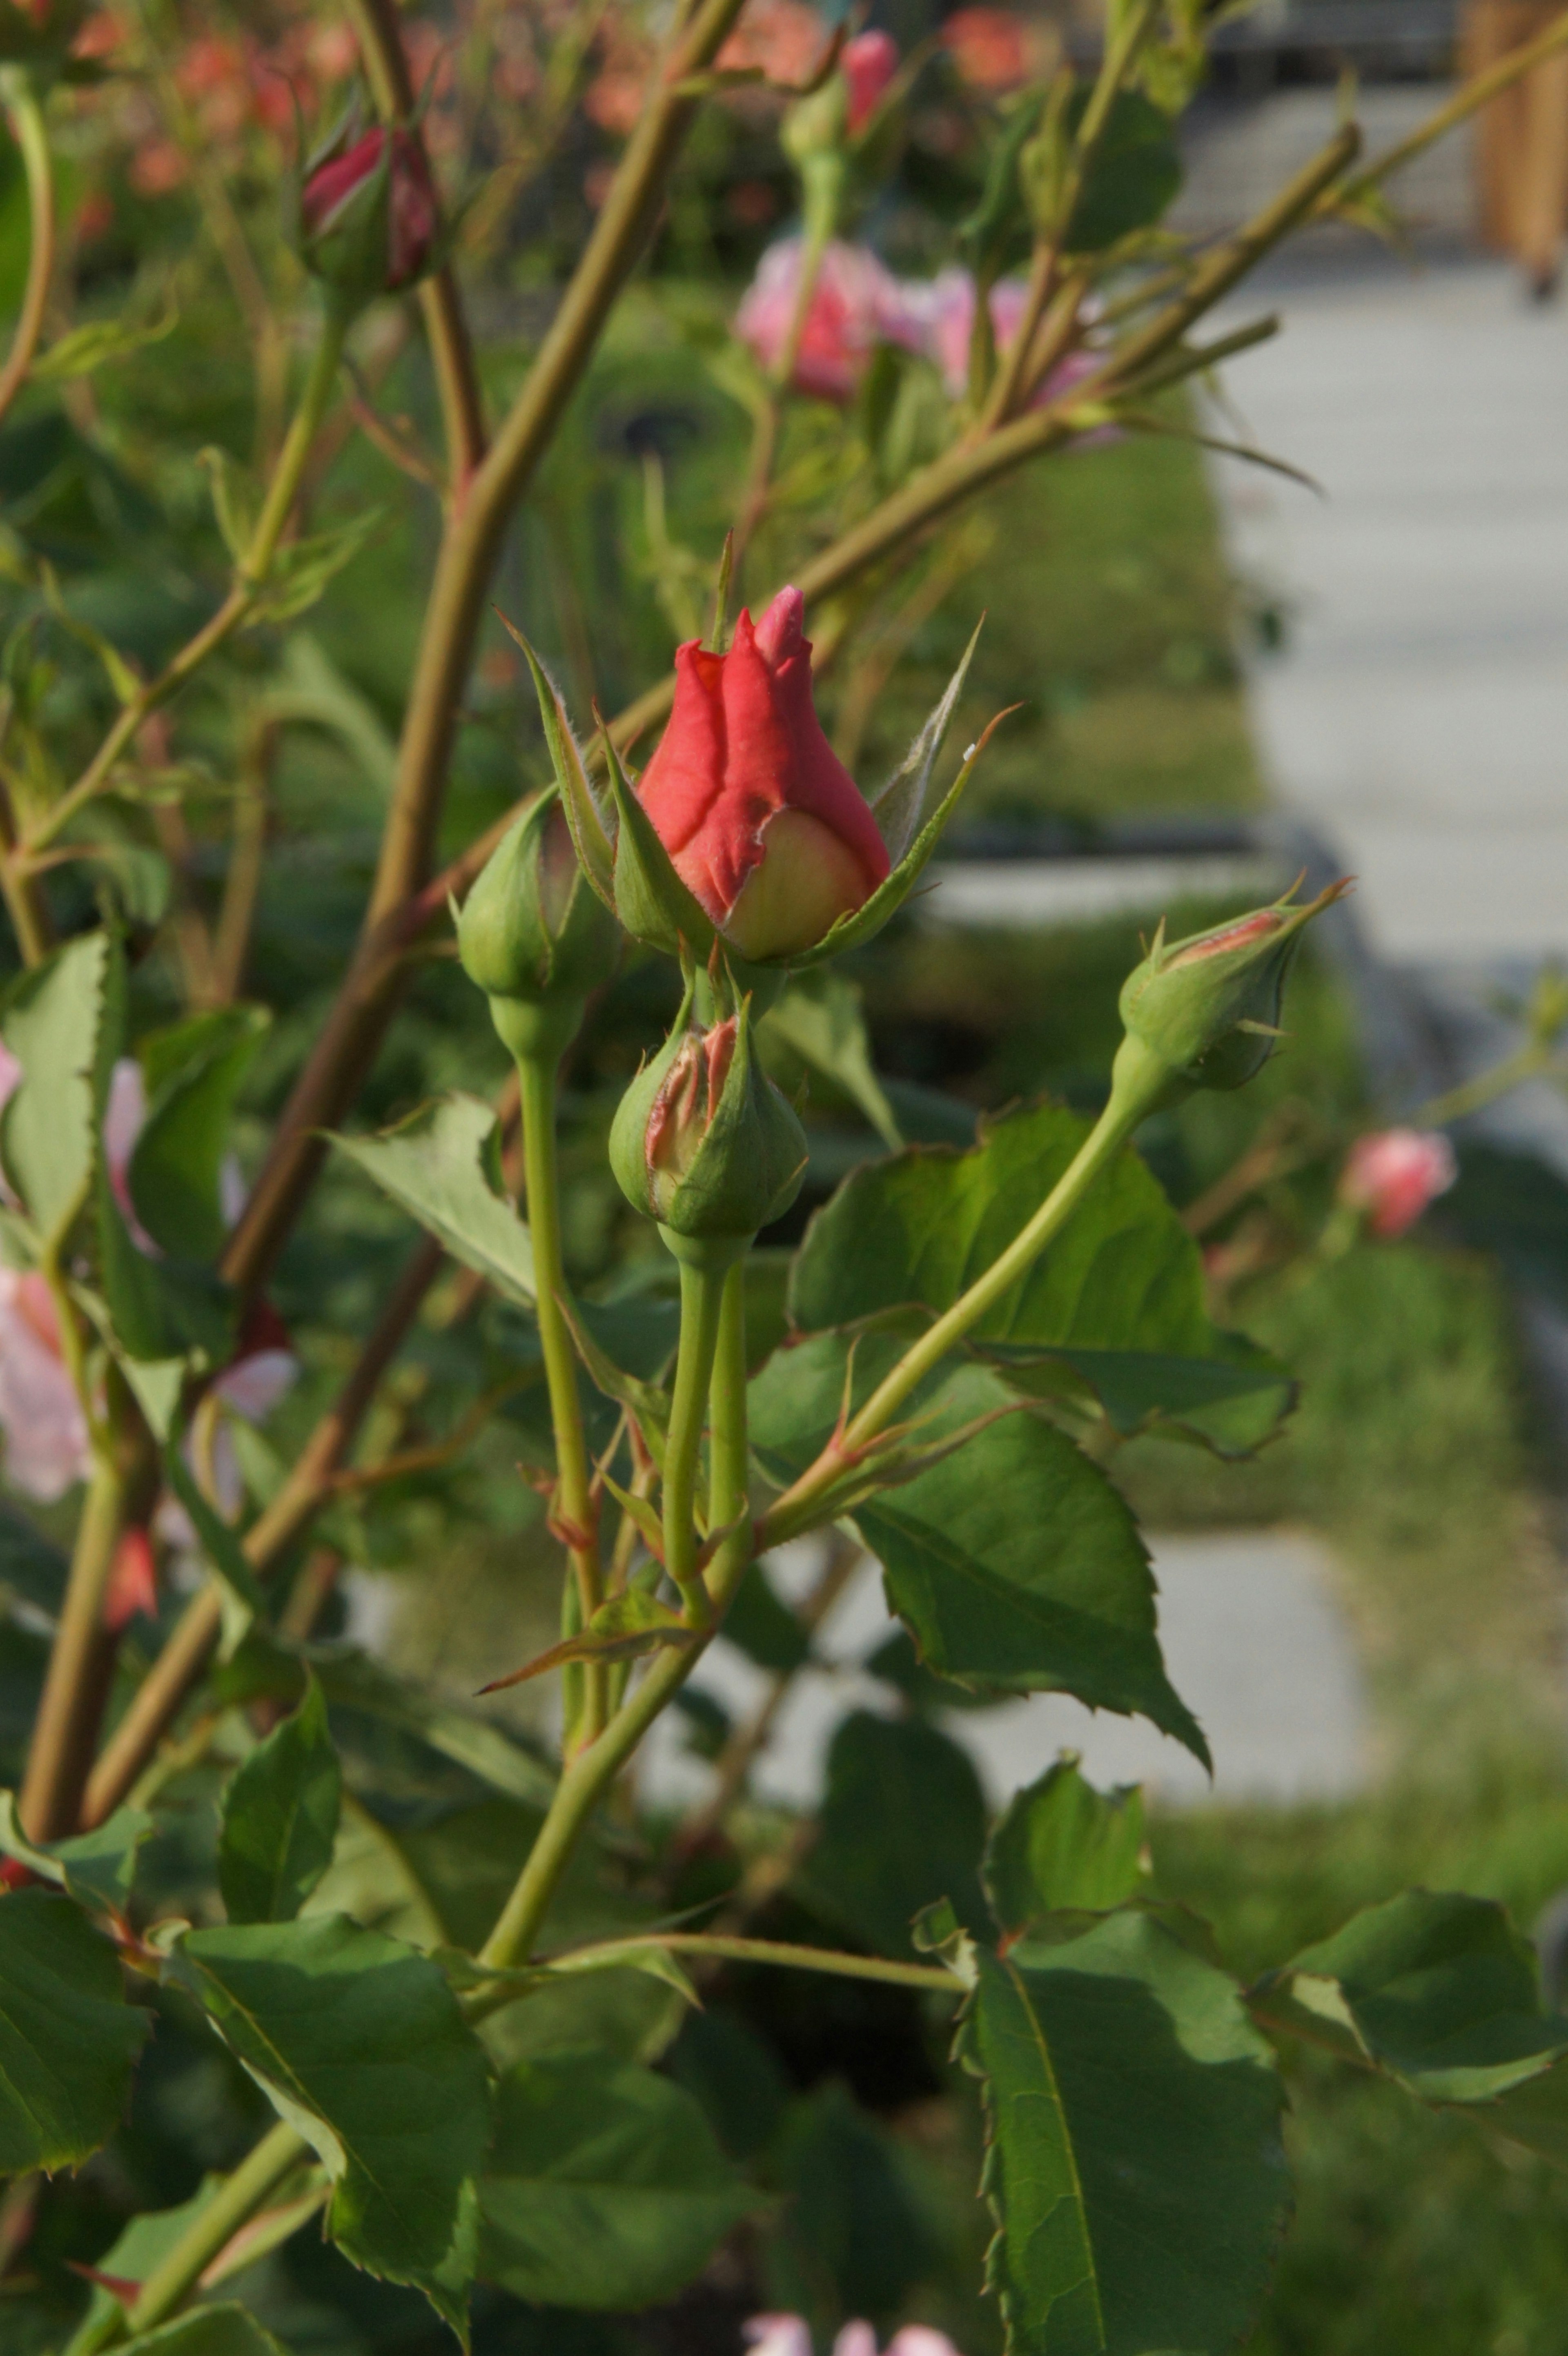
1339,1128,1457,1238
717,0,830,90
0,1270,89,1501
842,29,898,130
736,237,907,400
940,4,1054,92
744,2321,966,2356
894,268,1104,418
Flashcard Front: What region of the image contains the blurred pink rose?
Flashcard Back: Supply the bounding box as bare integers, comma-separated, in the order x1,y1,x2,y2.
940,4,1054,93
0,1269,89,1502
1339,1128,1457,1238
897,268,1102,415
842,28,898,130
718,0,829,89
737,236,908,400
745,2322,965,2356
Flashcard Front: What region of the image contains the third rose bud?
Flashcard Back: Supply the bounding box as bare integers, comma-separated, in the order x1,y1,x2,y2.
296,112,440,310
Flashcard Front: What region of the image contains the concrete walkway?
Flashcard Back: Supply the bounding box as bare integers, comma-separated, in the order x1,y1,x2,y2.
1208,103,1568,964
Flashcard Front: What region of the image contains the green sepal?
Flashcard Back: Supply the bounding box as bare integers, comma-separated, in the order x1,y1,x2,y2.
601,726,717,959
456,785,619,1027
791,701,1013,969
610,988,807,1243
496,611,617,908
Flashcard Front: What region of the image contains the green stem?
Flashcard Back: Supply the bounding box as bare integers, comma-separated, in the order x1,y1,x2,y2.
704,1259,749,1583
757,1034,1169,1549
26,303,348,858
514,1043,600,1621
662,1248,732,1623
17,1453,124,1842
0,74,53,434
472,1930,962,2017
66,2120,310,2352
1410,1042,1557,1132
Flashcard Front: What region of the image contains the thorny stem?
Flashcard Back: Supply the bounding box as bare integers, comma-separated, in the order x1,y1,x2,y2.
24,305,350,862
756,1038,1169,1550
18,1454,126,1842
65,2119,310,2354
221,0,753,1303
0,74,53,435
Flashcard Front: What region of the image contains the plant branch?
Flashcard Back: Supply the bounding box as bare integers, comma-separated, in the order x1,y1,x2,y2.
0,73,54,434
79,1235,445,1828
219,0,753,1303
1327,7,1568,217
485,1929,964,2008
18,1454,126,1842
663,1251,734,1623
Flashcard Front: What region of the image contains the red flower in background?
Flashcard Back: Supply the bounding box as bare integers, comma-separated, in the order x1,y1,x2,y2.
636,586,889,960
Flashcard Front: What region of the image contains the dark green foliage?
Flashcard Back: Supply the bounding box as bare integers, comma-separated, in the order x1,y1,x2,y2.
796,1712,989,1960
0,1890,149,2172
218,1673,342,1925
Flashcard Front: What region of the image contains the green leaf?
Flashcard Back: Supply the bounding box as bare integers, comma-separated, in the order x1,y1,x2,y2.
1252,1890,1568,2106
762,2080,935,2325
790,1100,1292,1453
721,1561,810,1673
1065,88,1182,253
0,1501,66,1617
247,507,384,627
31,305,179,382
311,1646,558,1812
764,969,902,1151
0,929,108,1239
129,1006,268,1263
122,2307,291,2356
984,1757,1146,1940
162,1447,266,1647
168,1913,493,2332
750,1337,1207,1760
259,632,397,796
960,1915,1287,2356
0,1790,153,1915
218,1672,342,1925
478,2051,761,2310
330,1094,536,1308
795,1711,988,1960
0,1888,149,2172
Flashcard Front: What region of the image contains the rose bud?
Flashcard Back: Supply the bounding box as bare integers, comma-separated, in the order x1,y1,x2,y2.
842,29,899,133
517,595,1002,972
1115,878,1351,1106
457,786,619,1061
609,991,806,1255
1339,1128,1456,1238
296,111,439,312
637,587,890,962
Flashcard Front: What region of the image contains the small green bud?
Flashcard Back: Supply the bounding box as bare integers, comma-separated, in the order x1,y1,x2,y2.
458,789,620,1061
1116,878,1350,1102
609,993,806,1249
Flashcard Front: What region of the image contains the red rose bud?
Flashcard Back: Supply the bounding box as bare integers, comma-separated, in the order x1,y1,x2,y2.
842,30,899,131
1339,1127,1456,1238
1115,878,1351,1102
609,993,806,1250
298,120,439,310
637,588,890,962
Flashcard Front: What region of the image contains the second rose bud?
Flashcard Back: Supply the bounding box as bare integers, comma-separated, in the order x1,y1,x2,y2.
610,989,806,1260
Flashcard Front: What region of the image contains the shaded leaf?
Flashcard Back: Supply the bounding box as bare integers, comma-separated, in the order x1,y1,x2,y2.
791,1100,1292,1452
0,1888,149,2172
764,969,902,1151
311,1646,559,1812
168,1913,492,2333
0,1790,153,1915
218,1672,342,1925
478,2051,760,2309
721,1560,809,1674
960,1915,1287,2355
750,1335,1206,1759
0,930,107,1239
248,507,383,627
796,1711,988,1960
330,1094,535,1308
122,2307,291,2356
1252,1889,1568,2106
0,1500,66,1619
32,306,179,383
1065,88,1182,252
129,1006,268,1263
984,1757,1146,1940
762,2081,935,2324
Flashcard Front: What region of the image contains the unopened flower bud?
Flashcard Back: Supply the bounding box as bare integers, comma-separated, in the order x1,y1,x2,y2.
458,789,619,1061
610,995,806,1252
1115,879,1350,1104
297,116,439,312
1339,1128,1455,1238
